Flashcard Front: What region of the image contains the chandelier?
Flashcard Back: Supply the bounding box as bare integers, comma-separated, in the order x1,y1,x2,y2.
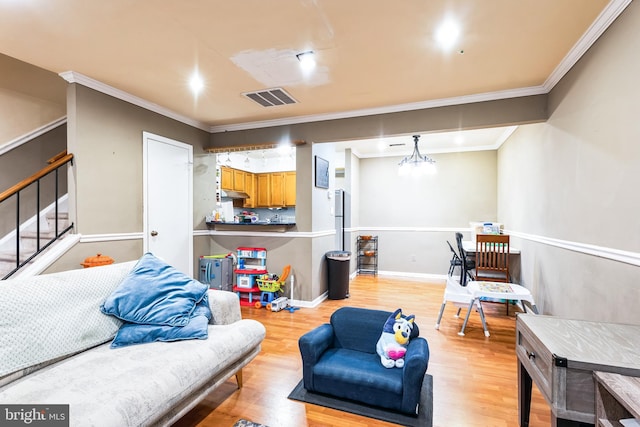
398,135,436,176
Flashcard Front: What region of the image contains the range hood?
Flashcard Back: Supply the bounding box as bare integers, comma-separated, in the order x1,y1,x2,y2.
220,189,249,199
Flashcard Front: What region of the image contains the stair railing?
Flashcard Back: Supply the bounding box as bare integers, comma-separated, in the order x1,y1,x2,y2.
0,151,74,279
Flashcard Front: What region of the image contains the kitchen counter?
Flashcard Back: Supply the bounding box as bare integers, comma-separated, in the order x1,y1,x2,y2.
206,221,296,232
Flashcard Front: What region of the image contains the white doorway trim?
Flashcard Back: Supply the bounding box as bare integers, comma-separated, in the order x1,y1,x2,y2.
142,132,193,276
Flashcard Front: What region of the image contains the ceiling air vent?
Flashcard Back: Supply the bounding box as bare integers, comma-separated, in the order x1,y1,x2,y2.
243,88,297,107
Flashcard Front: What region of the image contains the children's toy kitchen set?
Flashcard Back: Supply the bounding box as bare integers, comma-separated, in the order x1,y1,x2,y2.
199,247,295,312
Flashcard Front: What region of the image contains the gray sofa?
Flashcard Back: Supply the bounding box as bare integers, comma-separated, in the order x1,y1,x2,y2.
0,261,266,426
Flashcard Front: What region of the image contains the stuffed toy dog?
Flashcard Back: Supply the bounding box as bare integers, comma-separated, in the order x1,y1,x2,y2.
376,308,415,368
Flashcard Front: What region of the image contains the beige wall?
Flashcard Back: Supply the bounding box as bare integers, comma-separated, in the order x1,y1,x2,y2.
0,53,66,144
59,84,211,271
0,125,67,236
43,239,142,274
207,235,314,301
358,150,497,275
498,1,640,323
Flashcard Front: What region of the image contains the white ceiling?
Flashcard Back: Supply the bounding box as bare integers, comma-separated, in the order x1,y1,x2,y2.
0,0,628,156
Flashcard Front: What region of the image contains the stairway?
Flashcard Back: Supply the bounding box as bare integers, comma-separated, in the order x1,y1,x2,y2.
0,209,71,280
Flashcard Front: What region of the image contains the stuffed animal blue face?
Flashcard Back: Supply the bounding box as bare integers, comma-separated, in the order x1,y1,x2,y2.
375,308,415,368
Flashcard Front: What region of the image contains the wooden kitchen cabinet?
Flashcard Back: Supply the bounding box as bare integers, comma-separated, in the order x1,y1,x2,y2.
232,169,245,192
246,171,296,208
243,172,256,208
270,172,285,207
256,173,270,207
220,166,233,190
284,171,296,206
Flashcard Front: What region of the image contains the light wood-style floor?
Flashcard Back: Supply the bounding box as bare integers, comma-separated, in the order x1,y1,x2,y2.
173,275,552,427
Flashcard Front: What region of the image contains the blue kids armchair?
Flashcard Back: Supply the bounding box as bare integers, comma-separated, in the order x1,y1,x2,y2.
298,307,430,416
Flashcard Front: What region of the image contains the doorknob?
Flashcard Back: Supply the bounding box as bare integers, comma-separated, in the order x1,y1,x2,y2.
150,230,158,236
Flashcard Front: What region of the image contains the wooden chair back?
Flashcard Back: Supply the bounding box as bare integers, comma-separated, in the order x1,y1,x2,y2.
475,234,510,282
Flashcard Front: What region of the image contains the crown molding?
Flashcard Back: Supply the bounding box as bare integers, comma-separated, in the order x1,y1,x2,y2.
543,0,633,91
59,71,210,132
0,116,67,156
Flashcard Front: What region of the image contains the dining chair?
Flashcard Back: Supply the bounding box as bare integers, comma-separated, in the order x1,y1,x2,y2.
446,240,462,276
455,232,475,286
474,234,510,283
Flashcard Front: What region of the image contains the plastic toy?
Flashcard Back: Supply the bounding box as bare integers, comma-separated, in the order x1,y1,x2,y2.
253,265,290,309
268,296,289,312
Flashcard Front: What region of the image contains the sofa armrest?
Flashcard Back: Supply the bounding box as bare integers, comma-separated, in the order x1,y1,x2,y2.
401,337,430,414
206,290,242,325
298,323,334,391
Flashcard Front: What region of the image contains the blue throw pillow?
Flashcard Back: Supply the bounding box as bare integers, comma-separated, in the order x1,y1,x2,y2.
110,294,212,348
101,253,208,326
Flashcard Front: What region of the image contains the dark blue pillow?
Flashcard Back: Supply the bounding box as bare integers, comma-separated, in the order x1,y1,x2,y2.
110,294,212,348
101,253,208,326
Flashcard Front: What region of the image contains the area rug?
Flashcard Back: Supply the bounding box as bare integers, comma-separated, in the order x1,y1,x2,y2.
287,374,433,427
232,419,269,427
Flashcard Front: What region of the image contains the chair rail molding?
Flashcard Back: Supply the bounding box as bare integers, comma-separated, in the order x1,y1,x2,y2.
358,226,468,233
507,230,640,268
0,117,67,156
79,232,144,243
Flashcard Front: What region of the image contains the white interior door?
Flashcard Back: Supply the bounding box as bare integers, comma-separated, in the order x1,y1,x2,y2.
143,132,193,276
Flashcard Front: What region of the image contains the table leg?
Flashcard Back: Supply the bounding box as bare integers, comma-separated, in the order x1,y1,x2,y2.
518,361,532,427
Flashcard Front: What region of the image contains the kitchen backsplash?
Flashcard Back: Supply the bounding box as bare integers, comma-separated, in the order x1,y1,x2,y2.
233,206,296,223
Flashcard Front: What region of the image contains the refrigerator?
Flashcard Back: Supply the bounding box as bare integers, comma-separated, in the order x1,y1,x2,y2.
335,189,350,251
198,256,233,291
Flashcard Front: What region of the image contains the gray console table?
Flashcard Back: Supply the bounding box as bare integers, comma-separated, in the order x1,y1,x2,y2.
516,315,640,426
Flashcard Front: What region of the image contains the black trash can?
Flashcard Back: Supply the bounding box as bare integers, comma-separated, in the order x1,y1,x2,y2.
326,250,351,299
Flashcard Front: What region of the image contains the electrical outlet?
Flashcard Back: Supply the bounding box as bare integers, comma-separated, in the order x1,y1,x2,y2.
411,254,416,262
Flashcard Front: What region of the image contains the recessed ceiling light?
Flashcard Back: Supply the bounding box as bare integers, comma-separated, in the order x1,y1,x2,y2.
296,51,316,71
189,71,204,95
435,20,460,50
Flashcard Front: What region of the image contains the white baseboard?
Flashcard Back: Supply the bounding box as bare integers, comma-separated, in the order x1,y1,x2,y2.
290,292,327,309
378,271,448,283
